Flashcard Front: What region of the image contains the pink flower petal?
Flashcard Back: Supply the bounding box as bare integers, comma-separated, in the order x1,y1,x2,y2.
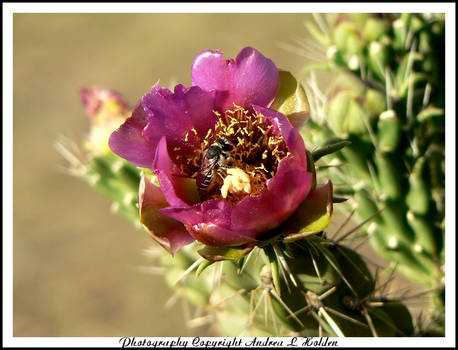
139,173,194,255
192,47,279,111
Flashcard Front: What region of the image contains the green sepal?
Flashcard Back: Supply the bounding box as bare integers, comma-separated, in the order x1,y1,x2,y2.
311,140,351,162
333,196,348,203
270,70,310,130
195,259,215,278
197,245,253,262
281,181,333,243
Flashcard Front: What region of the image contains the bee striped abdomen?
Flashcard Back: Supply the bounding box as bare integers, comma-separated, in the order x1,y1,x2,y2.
196,137,232,194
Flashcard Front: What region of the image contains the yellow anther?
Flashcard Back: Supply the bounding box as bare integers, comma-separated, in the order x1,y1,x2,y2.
184,132,189,142
272,145,279,156
221,168,252,199
262,150,268,160
191,128,198,136
173,147,181,152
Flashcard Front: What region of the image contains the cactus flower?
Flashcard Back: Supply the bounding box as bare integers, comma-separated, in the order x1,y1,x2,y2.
80,87,131,155
109,47,313,254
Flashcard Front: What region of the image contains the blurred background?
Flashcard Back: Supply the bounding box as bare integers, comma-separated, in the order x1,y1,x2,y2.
13,13,318,337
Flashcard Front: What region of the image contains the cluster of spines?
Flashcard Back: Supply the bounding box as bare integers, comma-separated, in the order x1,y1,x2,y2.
298,13,445,334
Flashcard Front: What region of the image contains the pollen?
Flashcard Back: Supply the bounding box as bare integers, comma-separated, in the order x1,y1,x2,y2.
179,104,289,204
221,168,251,199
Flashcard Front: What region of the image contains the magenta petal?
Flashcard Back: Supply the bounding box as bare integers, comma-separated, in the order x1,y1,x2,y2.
159,199,258,246
254,105,307,168
139,173,194,255
159,158,312,246
231,156,313,234
153,137,201,207
191,47,279,111
185,223,258,247
142,84,217,154
109,103,156,168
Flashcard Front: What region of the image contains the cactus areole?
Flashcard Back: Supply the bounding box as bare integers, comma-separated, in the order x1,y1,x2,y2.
109,47,329,256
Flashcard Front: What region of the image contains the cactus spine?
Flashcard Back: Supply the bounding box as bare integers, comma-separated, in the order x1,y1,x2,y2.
58,135,415,336
300,13,445,334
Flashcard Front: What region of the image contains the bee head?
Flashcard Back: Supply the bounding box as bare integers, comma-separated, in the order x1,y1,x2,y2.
206,145,221,159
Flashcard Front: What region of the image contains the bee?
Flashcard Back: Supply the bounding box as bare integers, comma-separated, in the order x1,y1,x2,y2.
197,137,233,193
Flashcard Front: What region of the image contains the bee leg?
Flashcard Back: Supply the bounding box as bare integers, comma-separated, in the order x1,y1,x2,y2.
216,168,227,180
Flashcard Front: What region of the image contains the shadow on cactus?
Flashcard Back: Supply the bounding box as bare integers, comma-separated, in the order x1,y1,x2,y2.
57,46,417,337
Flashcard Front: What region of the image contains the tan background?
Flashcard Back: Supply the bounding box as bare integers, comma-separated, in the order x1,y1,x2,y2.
13,13,319,337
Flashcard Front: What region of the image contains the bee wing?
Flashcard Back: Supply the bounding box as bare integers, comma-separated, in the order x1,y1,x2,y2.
197,155,218,191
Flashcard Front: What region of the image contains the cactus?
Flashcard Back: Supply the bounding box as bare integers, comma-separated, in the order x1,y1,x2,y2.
58,127,415,337
56,44,426,336
298,13,445,334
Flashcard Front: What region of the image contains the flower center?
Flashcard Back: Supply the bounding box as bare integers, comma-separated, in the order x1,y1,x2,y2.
178,105,290,204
